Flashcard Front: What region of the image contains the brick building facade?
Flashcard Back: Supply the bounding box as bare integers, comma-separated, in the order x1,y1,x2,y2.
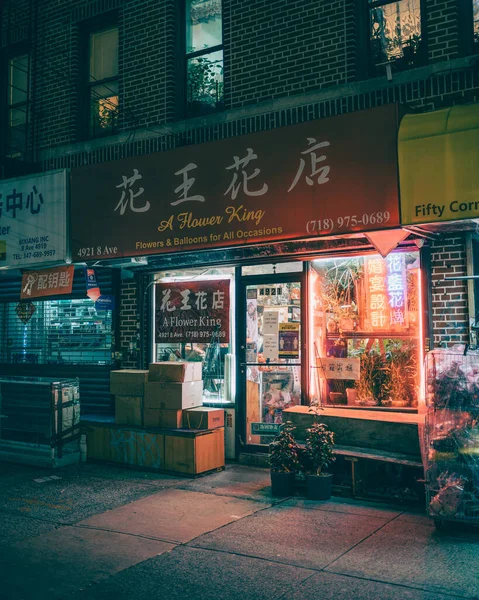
1,0,478,395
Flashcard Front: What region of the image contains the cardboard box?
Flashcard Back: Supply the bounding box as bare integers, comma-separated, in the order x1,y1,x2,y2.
145,381,203,410
59,402,81,435
148,361,203,383
183,407,224,430
115,395,143,426
110,370,149,396
164,427,225,474
144,408,183,429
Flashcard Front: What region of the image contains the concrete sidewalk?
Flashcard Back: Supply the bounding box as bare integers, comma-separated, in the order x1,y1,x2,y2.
0,461,477,600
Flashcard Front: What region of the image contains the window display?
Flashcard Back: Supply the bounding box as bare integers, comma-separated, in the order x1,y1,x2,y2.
153,267,235,404
310,251,421,410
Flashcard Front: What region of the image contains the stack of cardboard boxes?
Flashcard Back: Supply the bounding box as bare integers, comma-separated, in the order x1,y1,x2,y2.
89,362,225,475
111,369,149,426
144,362,203,427
112,362,224,433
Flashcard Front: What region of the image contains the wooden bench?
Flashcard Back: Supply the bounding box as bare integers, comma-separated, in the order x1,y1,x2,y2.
296,442,423,497
333,444,423,497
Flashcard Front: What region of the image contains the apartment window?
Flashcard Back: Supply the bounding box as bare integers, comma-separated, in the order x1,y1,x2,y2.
367,0,425,76
6,54,29,159
87,25,119,137
185,0,224,117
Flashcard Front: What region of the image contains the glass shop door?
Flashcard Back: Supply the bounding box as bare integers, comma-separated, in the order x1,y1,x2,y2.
238,275,305,449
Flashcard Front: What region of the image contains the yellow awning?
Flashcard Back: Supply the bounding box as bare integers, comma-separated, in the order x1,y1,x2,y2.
399,103,479,225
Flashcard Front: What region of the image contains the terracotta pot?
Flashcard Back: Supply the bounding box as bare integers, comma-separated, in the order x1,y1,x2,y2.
346,388,358,405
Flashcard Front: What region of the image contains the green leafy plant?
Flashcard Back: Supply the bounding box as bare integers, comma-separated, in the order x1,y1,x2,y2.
304,422,335,476
385,340,418,406
187,56,224,114
355,351,390,405
269,422,299,473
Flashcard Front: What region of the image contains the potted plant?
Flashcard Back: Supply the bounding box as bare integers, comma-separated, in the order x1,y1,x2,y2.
386,341,418,407
304,422,335,500
355,351,390,405
269,422,299,497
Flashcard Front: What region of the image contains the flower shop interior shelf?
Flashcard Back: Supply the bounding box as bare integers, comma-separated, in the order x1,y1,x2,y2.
423,349,479,529
0,376,81,468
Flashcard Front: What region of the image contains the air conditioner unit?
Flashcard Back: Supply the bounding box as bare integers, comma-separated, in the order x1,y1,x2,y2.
224,408,236,460
107,257,148,268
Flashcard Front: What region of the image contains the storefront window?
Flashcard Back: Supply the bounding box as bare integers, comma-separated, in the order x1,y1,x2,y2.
0,298,114,365
153,267,235,404
309,251,421,410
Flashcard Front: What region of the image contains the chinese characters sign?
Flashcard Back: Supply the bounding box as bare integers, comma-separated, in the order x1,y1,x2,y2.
0,170,68,268
386,253,407,327
365,257,389,330
317,358,360,381
155,279,230,343
71,105,400,261
20,265,74,299
365,254,408,331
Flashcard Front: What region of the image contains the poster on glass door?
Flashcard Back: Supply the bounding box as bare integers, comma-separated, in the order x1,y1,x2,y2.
278,323,300,358
155,279,230,343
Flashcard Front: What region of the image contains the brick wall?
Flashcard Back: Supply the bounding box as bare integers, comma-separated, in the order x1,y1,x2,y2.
224,0,354,109
3,0,477,163
2,0,478,359
119,278,139,369
427,0,460,62
430,235,470,348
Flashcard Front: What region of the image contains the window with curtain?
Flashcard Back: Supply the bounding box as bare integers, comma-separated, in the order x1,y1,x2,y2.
185,0,224,117
87,25,119,137
368,0,424,76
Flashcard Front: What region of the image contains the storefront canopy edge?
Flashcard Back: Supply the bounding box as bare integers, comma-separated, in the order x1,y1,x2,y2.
399,103,479,225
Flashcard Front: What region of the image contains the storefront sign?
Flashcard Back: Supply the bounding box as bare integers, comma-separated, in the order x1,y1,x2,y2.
84,268,101,301
317,357,360,380
155,279,230,343
399,104,479,225
20,265,74,299
95,294,115,311
71,105,400,261
251,422,280,436
364,257,389,330
386,253,407,328
278,323,300,358
0,170,68,268
364,254,409,331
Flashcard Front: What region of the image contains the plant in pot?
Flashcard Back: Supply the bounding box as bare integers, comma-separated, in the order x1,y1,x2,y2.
304,422,335,501
269,422,299,497
385,340,418,407
355,351,390,406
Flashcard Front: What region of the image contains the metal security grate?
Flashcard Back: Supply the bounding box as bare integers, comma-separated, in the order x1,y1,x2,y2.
0,298,114,365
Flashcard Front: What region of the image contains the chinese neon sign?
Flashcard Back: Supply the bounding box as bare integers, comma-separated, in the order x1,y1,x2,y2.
365,254,408,331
